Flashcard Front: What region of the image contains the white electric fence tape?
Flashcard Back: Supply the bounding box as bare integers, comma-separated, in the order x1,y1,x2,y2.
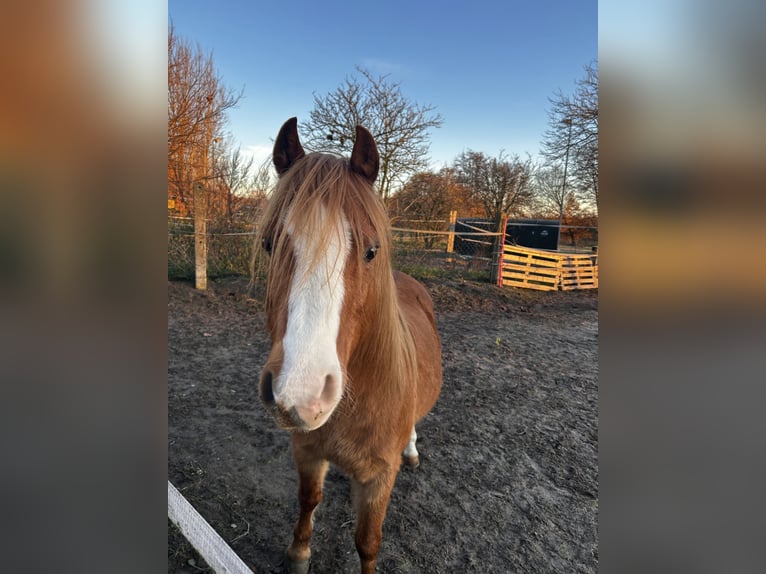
168,481,254,574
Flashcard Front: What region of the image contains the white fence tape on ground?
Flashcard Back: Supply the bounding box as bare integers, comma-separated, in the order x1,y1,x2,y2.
168,481,254,574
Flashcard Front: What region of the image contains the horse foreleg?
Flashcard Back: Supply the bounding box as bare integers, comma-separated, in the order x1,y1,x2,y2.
402,425,419,468
286,457,329,574
351,470,397,574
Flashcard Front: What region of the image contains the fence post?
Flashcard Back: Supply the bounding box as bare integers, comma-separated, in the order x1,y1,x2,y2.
446,210,457,262
194,182,208,290
491,213,508,286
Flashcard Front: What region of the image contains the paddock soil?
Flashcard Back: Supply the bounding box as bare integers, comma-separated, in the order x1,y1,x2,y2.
168,276,598,573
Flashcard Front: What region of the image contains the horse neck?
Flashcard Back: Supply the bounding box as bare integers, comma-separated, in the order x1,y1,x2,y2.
347,275,414,403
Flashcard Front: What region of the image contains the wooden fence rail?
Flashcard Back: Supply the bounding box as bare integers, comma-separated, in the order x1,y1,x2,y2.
173,201,597,289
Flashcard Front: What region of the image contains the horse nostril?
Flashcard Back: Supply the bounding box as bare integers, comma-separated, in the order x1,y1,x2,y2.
260,370,275,405
321,373,339,404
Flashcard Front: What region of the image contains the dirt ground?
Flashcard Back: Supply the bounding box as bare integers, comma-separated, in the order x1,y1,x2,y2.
168,275,598,573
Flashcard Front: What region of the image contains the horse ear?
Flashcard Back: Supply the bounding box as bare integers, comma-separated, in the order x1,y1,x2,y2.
273,117,305,176
349,125,379,183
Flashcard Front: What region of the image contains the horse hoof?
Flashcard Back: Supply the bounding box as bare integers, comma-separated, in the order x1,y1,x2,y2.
287,558,310,574
403,454,420,468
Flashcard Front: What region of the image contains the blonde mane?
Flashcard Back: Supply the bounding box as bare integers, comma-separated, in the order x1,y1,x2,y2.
255,152,417,401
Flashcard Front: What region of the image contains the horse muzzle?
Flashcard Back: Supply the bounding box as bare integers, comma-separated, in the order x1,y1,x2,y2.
259,367,340,431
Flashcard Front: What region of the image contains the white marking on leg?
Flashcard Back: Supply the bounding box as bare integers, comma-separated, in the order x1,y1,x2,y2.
403,426,418,459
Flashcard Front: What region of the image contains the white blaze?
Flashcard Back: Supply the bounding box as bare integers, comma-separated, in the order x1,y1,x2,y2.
273,208,350,425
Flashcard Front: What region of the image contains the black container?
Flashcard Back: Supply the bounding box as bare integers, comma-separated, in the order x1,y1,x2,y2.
504,219,560,250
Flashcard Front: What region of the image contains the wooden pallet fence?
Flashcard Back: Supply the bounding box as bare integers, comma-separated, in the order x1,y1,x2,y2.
558,252,599,290
499,245,598,291
500,245,560,290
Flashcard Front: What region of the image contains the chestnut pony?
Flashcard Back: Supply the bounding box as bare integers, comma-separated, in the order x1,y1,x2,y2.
256,118,442,573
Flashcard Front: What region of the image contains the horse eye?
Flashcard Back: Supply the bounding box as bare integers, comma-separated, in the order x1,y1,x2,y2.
364,245,378,263
262,237,273,254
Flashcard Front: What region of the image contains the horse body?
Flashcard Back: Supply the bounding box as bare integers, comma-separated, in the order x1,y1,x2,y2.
257,118,442,573
394,270,443,423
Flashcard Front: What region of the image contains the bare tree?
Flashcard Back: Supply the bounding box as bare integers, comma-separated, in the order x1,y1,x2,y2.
300,67,443,199
167,23,243,213
453,150,535,222
391,168,479,248
541,61,598,211
210,140,255,219
236,158,274,223
250,159,277,198
533,163,573,219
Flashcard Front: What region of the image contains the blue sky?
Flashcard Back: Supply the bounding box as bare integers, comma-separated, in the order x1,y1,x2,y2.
168,0,597,170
